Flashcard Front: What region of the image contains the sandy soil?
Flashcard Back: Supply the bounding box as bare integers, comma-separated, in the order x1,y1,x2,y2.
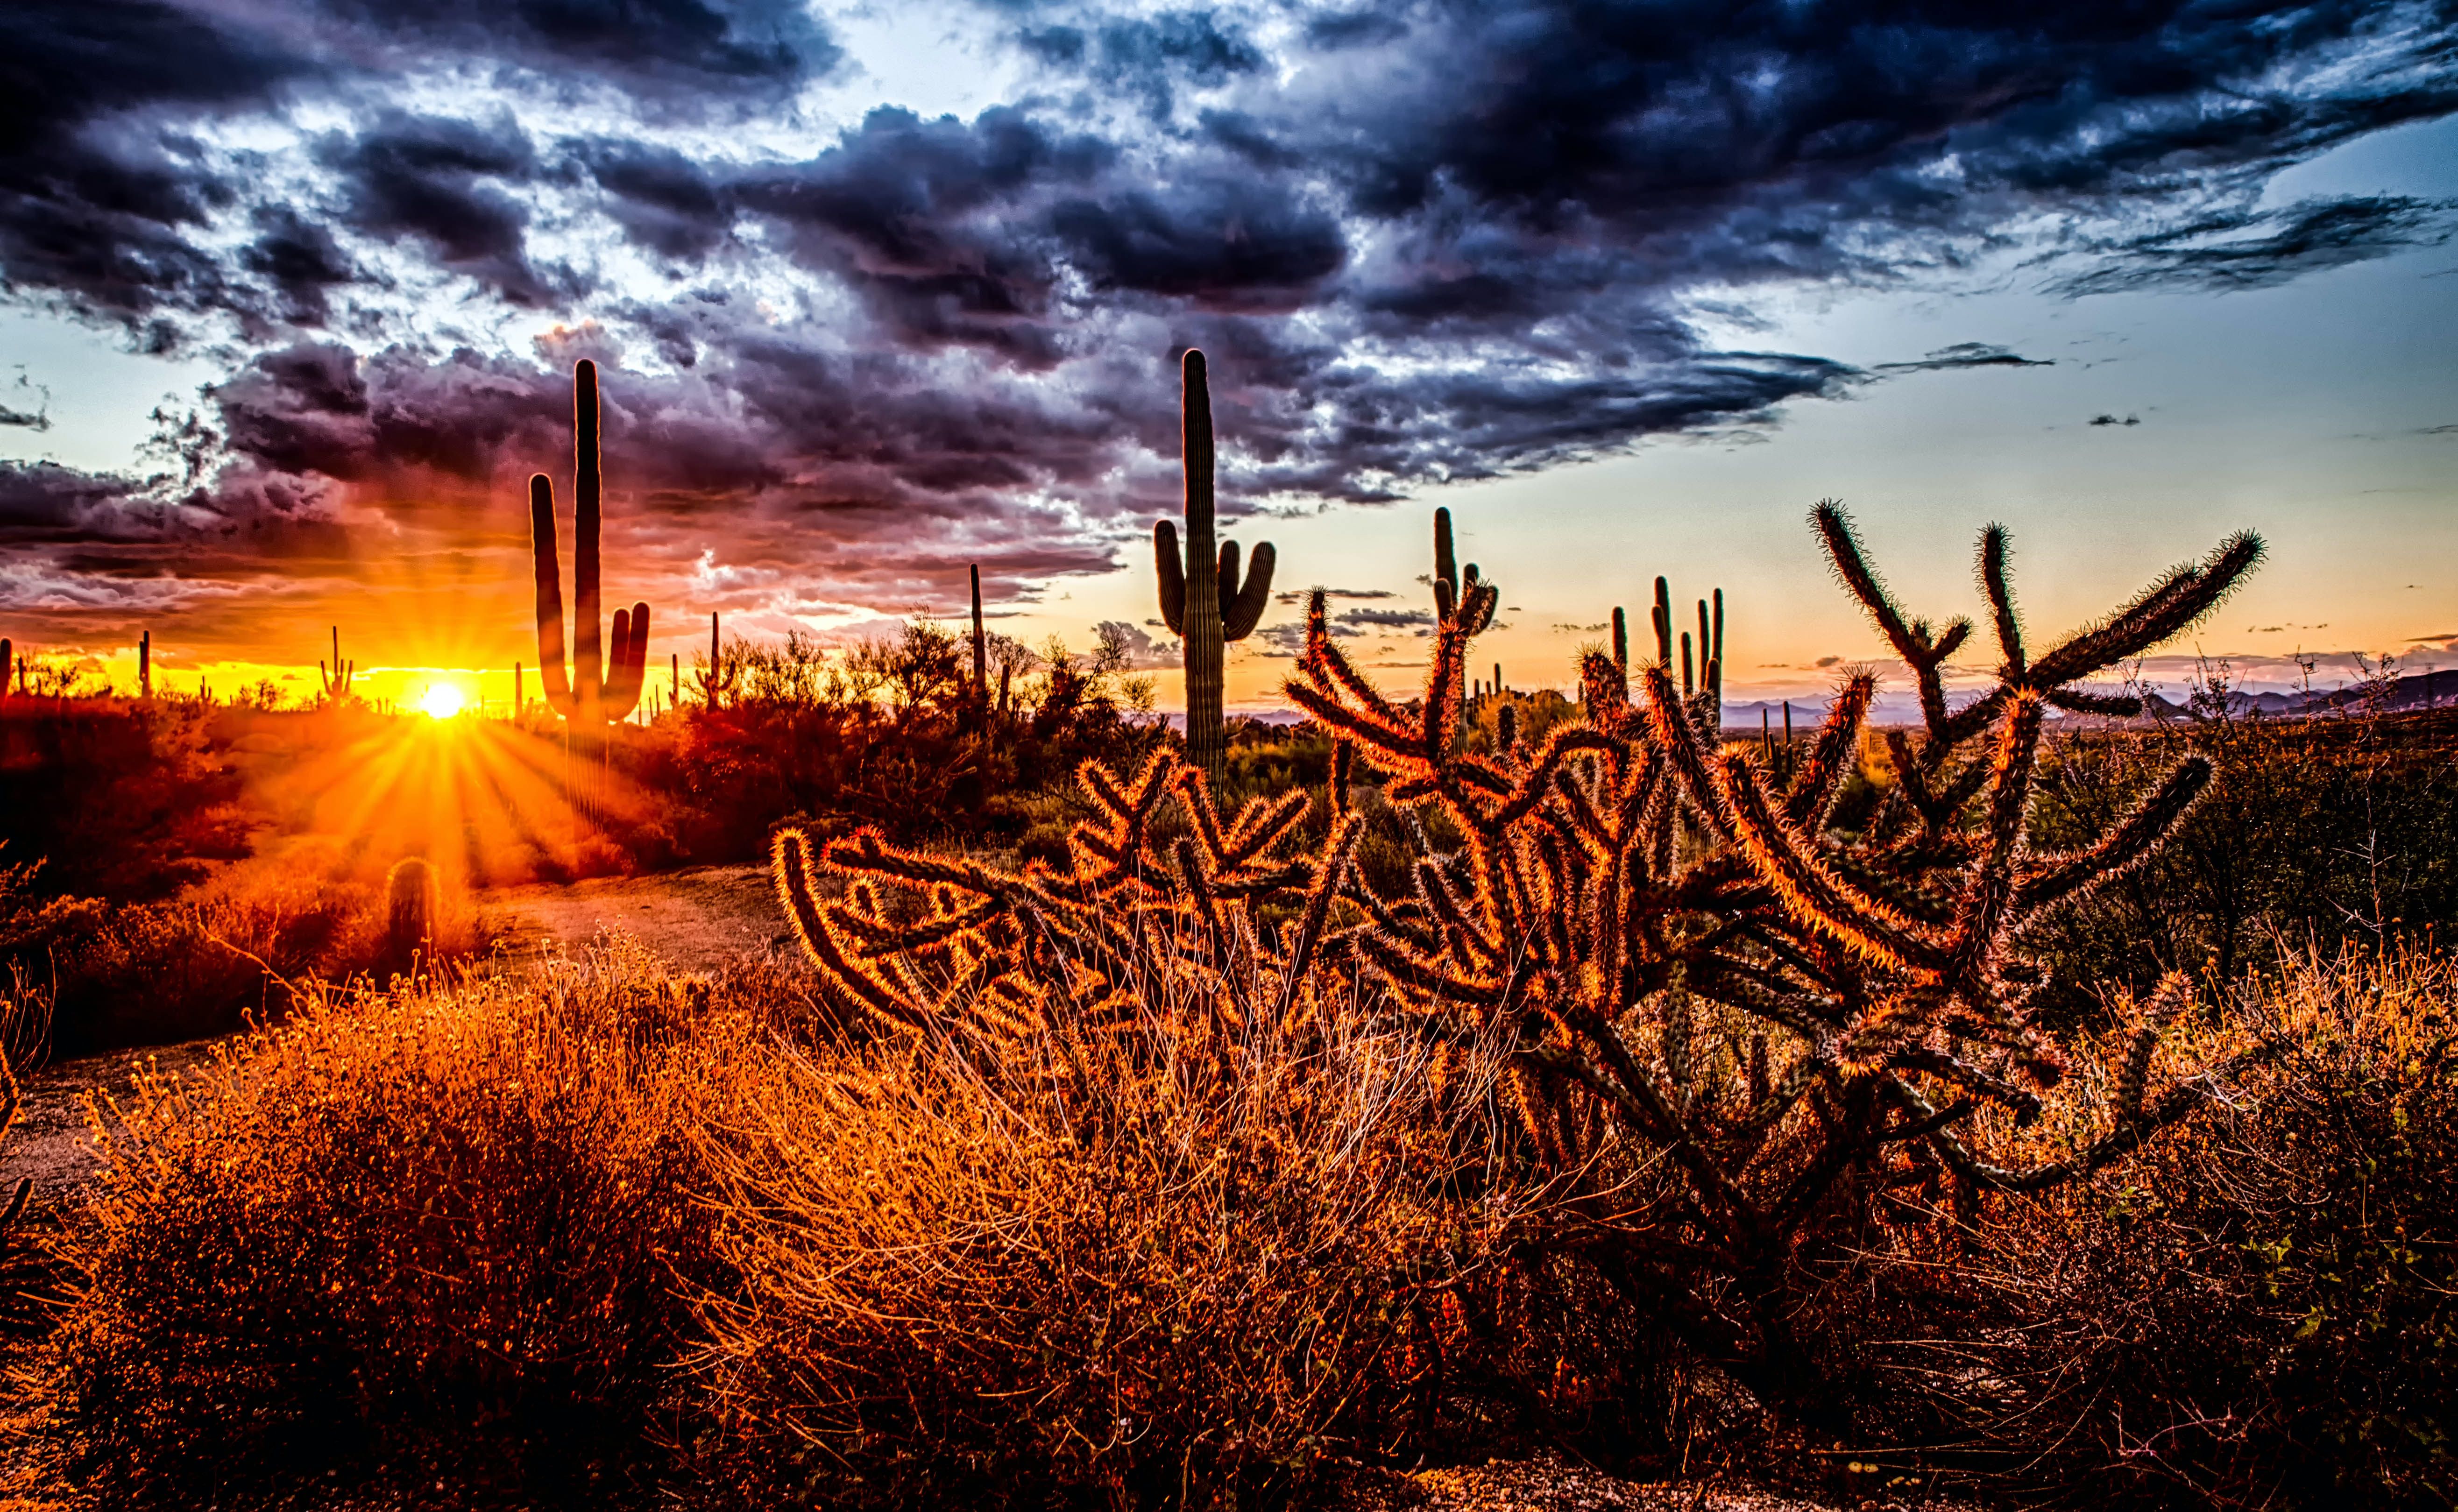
475,862,798,974
0,1038,224,1216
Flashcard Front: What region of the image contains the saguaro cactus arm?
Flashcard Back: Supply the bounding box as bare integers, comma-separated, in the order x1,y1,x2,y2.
603,601,650,719
529,474,576,717
1221,540,1275,640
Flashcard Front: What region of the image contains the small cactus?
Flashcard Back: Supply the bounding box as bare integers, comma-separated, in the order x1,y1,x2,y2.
1155,350,1275,779
384,857,439,978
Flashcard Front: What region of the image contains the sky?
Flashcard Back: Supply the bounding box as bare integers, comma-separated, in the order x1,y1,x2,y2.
3,0,2455,715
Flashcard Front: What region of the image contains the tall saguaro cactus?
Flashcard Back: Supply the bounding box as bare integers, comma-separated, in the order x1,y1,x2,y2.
1155,349,1275,778
529,360,650,806
138,631,150,700
319,627,354,705
969,565,989,725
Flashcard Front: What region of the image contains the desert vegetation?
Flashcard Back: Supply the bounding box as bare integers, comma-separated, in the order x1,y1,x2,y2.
0,357,2452,1510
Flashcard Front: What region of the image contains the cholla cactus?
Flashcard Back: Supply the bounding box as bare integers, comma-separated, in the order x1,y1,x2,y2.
1155,350,1275,779
529,360,650,801
319,627,354,705
780,494,2272,1409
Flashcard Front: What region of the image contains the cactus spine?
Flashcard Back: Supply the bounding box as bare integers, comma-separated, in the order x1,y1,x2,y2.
529,360,650,807
1155,349,1275,779
319,627,354,704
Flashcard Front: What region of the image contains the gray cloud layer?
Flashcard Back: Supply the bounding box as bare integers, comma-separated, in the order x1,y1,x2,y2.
3,0,2455,646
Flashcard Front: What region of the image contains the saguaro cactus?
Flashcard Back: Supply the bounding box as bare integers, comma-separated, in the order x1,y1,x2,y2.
529,360,650,803
319,627,354,704
1650,576,1725,728
138,630,150,699
1155,349,1275,778
698,612,723,713
969,565,989,722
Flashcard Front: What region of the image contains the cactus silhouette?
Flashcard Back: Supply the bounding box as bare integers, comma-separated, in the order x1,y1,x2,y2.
319,627,354,705
1155,350,1275,779
529,360,650,808
969,565,989,726
138,630,150,700
695,612,730,711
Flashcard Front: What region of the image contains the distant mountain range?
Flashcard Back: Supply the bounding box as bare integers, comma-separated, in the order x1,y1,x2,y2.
1721,669,2458,730
1196,670,2458,734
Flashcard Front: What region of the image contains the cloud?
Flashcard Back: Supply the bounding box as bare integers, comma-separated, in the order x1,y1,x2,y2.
1337,605,1433,630
1276,586,1397,603
3,0,2456,654
1873,343,2053,374
2046,195,2457,297
2089,413,2141,427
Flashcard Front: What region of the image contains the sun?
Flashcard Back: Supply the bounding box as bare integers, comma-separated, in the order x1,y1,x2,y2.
419,683,467,720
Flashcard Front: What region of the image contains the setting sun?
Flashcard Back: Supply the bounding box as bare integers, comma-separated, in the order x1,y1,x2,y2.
418,683,466,720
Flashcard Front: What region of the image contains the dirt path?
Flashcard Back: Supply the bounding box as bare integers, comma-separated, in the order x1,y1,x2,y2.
2,1039,223,1214
475,862,799,975
0,866,802,1212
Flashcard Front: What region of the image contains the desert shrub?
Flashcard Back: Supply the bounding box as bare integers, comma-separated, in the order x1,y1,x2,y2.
45,947,740,1505
689,961,1528,1510
5,847,482,1055
0,698,250,900
2025,694,2458,1024
1846,944,2458,1507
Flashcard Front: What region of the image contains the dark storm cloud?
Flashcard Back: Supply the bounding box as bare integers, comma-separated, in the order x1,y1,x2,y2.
1020,10,1266,120
316,0,839,101
2046,194,2458,296
0,0,836,339
1050,177,1347,299
322,111,575,307
577,140,736,264
729,106,1110,356
2,0,2456,652
240,206,360,327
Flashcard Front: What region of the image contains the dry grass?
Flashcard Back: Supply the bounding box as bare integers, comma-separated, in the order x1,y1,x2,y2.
34,942,742,1505
11,926,2455,1509
685,939,1534,1509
